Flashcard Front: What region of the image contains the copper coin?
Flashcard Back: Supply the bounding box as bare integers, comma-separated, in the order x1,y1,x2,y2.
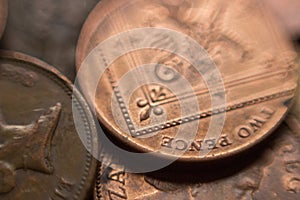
95,51,300,199
76,0,298,162
94,119,300,200
0,0,7,39
0,51,97,199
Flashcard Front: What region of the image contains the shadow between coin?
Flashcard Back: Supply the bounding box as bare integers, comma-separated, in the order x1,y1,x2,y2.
95,118,289,184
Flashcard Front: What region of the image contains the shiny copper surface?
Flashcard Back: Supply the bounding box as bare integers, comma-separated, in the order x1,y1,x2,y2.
76,0,298,162
94,53,300,199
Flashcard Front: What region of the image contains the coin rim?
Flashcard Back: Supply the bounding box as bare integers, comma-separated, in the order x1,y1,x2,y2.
75,0,298,163
0,50,98,199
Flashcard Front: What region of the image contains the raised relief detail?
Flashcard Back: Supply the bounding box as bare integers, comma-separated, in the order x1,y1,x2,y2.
103,168,128,200
283,155,300,194
50,177,75,200
237,107,274,139
0,65,39,87
183,4,253,64
144,176,181,192
137,86,166,121
134,92,292,137
161,135,232,151
104,2,296,140
0,103,62,193
235,176,259,200
145,1,253,64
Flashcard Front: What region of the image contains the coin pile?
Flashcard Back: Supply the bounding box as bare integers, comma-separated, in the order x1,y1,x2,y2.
0,0,299,200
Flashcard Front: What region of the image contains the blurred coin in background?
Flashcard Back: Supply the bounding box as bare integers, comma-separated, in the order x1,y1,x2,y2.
0,0,100,81
0,0,7,39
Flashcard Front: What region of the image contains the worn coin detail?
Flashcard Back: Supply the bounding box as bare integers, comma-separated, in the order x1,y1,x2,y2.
94,46,300,199
0,0,7,39
0,51,97,200
76,0,298,162
94,118,300,200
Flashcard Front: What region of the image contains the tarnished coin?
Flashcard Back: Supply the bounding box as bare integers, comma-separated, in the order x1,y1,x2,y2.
76,0,298,162
0,51,97,199
0,0,7,39
94,119,300,200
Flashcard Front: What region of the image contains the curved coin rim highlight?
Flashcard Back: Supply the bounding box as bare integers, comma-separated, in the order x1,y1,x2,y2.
0,50,98,200
75,0,298,163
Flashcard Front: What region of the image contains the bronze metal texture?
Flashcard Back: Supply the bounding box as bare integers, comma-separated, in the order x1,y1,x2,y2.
0,51,98,199
94,118,300,200
93,45,300,200
94,48,300,198
0,0,7,39
76,0,298,162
